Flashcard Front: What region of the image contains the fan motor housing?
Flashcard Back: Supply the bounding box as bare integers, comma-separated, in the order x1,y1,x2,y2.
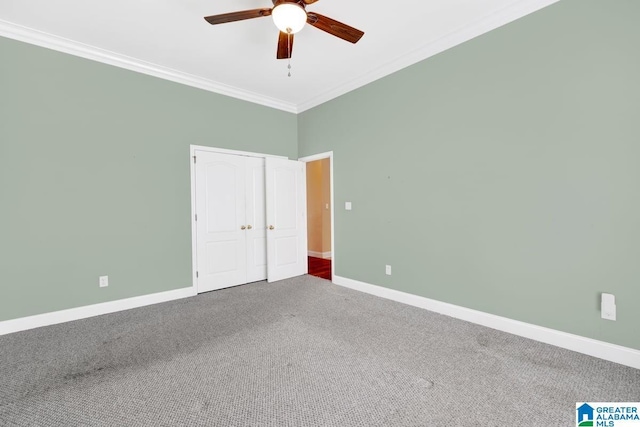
273,0,307,10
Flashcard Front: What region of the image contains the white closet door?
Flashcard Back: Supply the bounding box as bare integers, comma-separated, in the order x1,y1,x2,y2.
245,157,267,283
195,151,247,292
265,157,308,282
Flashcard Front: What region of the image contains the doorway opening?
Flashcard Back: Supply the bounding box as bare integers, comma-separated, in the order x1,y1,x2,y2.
300,153,334,281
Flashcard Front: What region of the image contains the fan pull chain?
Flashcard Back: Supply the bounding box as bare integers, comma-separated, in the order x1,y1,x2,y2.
287,29,292,77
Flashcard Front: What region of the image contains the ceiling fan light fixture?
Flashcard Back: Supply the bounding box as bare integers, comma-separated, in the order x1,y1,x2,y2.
272,3,307,34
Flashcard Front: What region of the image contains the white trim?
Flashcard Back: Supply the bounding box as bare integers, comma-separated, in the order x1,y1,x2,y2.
190,148,199,294
0,20,297,114
0,287,196,336
308,251,332,259
190,144,288,160
299,152,335,278
298,152,333,163
296,0,561,112
1,0,559,114
333,275,640,370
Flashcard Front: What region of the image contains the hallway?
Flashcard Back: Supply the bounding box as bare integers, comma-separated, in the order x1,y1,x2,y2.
307,257,331,281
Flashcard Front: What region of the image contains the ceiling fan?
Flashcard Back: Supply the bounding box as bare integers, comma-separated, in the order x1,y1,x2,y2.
204,0,364,59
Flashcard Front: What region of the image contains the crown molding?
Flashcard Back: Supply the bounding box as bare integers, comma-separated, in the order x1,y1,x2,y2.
296,0,561,113
0,19,298,114
1,0,559,115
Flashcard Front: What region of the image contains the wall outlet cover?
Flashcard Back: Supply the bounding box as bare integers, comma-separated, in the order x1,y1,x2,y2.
601,293,616,321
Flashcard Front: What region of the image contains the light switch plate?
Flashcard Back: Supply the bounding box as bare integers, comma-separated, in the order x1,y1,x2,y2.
99,275,109,288
345,202,352,210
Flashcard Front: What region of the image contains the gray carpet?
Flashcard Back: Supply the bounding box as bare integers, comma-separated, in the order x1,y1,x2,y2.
0,275,638,426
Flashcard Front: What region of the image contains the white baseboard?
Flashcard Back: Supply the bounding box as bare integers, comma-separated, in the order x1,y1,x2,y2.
0,287,197,336
308,251,332,259
333,275,640,370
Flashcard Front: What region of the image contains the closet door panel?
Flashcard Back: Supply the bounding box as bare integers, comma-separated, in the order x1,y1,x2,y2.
195,152,247,292
266,157,308,283
245,157,267,283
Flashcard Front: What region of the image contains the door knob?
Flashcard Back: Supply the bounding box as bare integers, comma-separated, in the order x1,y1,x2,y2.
269,225,274,230
247,225,252,230
240,225,246,230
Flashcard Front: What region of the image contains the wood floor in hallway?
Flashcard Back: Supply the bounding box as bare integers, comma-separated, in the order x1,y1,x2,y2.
308,257,331,281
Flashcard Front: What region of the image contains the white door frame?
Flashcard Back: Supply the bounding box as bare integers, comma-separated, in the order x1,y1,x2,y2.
189,144,286,292
298,151,335,282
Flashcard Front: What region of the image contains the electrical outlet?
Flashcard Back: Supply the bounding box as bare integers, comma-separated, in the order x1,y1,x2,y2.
601,293,616,321
385,265,392,275
99,275,109,288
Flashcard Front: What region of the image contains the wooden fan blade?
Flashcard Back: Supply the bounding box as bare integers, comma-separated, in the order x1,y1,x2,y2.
204,8,272,25
277,31,294,59
307,12,364,44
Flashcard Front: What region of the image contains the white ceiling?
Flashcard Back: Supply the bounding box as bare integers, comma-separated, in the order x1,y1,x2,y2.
0,0,558,113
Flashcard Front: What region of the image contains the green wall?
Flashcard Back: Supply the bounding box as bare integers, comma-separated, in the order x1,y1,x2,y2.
2,0,639,351
298,0,640,350
0,37,297,321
